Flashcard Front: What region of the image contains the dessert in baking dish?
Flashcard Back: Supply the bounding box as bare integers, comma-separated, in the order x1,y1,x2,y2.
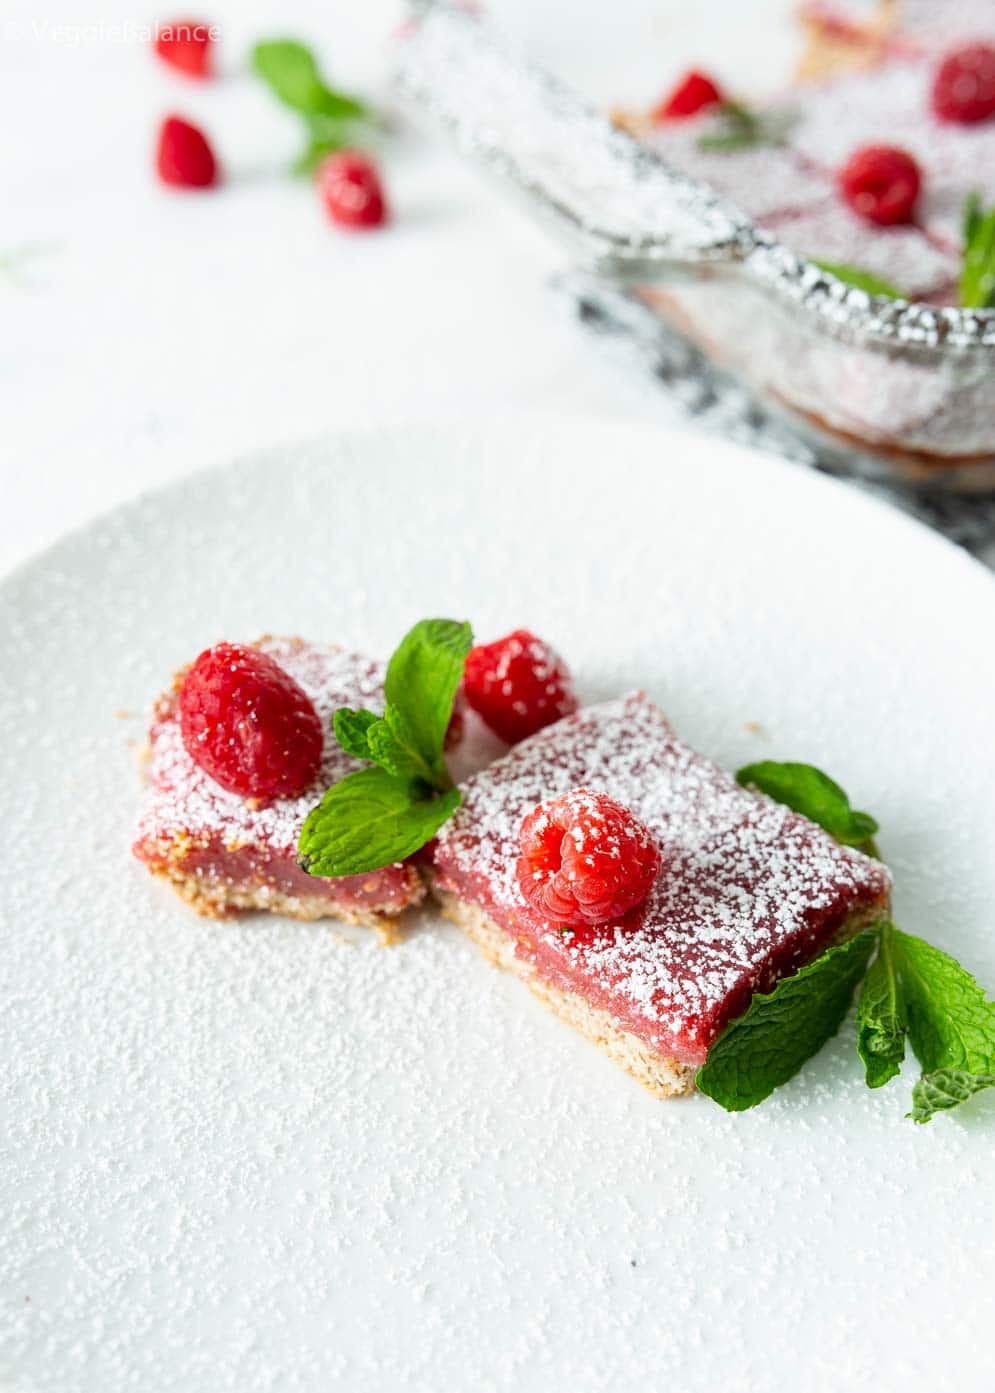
640,49,995,304
133,637,425,927
428,693,891,1097
621,23,995,472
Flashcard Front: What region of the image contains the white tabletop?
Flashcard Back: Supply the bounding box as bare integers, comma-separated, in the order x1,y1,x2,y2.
0,0,803,578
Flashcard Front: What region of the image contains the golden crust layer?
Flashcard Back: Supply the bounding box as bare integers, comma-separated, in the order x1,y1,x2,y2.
431,885,698,1099
144,860,424,935
430,886,889,1100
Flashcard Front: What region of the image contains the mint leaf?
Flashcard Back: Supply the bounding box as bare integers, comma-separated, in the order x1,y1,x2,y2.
963,191,983,245
910,1069,995,1123
251,40,367,120
298,767,459,878
251,38,372,176
811,259,904,300
856,923,906,1088
381,619,472,791
333,707,378,761
889,928,995,1121
302,618,472,878
697,102,796,152
365,717,435,789
735,761,878,851
697,931,876,1111
960,192,995,309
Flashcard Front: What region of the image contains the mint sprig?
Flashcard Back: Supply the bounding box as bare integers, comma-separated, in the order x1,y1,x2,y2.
298,619,471,878
251,39,373,175
735,760,878,853
959,192,995,310
697,931,875,1110
714,762,995,1122
696,101,796,152
811,259,904,300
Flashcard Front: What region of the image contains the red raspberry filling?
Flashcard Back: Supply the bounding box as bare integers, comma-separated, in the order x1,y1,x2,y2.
316,151,388,229
463,629,578,745
838,144,921,226
654,69,725,123
156,115,218,189
179,642,324,801
516,788,661,929
931,43,995,125
154,17,214,79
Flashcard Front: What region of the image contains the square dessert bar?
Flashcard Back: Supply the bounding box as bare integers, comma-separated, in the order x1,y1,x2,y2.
429,693,891,1097
133,637,424,929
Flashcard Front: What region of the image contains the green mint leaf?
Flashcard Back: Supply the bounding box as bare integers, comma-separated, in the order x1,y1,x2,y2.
963,191,982,246
333,707,379,761
811,260,904,300
856,923,906,1088
959,192,995,309
889,928,995,1121
697,102,796,152
910,1069,995,1123
735,761,878,850
381,619,472,790
298,766,460,878
697,931,876,1111
365,716,436,790
251,39,368,121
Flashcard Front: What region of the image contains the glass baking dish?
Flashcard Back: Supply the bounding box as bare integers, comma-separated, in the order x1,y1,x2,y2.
395,3,995,491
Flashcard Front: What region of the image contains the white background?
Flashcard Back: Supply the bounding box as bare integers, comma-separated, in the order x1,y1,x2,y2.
1,0,800,576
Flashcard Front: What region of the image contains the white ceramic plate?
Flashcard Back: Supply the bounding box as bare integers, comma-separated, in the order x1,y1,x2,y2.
3,418,994,1393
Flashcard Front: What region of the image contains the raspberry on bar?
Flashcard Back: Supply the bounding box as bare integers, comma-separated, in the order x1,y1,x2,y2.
133,637,424,927
428,694,891,1098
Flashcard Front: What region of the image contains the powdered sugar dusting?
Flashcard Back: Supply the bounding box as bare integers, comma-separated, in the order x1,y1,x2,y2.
434,694,890,1060
135,637,386,859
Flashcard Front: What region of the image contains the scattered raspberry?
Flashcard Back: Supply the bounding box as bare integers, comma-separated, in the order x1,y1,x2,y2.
156,115,218,188
653,69,724,122
154,17,214,79
462,629,578,745
316,151,388,229
838,145,921,226
516,789,661,928
931,43,995,125
179,642,323,800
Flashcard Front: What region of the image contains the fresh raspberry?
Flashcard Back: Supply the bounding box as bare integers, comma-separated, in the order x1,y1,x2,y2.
462,629,578,745
156,115,218,188
838,145,921,226
653,69,725,122
516,789,661,928
316,151,388,229
931,43,995,125
154,17,214,79
179,643,323,801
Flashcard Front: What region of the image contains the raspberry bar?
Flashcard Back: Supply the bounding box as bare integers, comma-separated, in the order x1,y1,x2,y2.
428,694,891,1097
133,637,424,928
